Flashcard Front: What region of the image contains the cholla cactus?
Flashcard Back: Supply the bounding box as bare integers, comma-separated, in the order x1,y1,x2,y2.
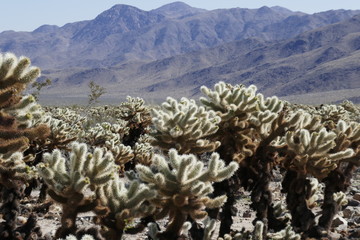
119,96,152,143
94,175,155,240
105,140,134,173
45,106,87,129
136,149,238,239
5,95,45,128
314,104,347,123
0,53,40,108
272,200,291,223
0,152,36,182
85,97,152,147
37,142,116,238
119,97,150,123
310,119,360,237
334,120,360,149
0,53,50,158
0,52,50,239
203,218,217,240
340,100,360,122
217,221,264,240
200,82,260,119
148,221,192,240
151,97,221,154
82,122,125,147
199,82,286,235
200,83,265,162
276,118,357,234
81,122,135,174
333,191,348,206
284,128,354,179
267,225,301,240
39,115,78,151
133,142,153,166
305,178,322,208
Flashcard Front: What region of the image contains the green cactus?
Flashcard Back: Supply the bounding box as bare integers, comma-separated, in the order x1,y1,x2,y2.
136,149,238,239
37,142,116,238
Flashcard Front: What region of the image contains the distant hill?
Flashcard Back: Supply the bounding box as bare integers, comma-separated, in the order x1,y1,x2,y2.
1,2,360,104
141,15,360,102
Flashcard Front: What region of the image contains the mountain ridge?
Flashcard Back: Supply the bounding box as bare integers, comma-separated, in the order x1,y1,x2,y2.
1,2,360,104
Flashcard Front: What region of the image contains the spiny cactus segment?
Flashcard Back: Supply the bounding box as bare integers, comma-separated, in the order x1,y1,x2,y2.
151,97,221,154
37,142,116,238
136,149,238,239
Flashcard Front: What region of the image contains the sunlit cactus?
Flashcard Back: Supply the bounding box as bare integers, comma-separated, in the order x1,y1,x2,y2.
133,142,153,166
0,52,50,240
283,127,354,179
104,139,134,173
151,97,221,154
94,175,155,240
37,142,116,238
136,149,238,239
83,122,124,147
39,115,78,151
199,81,287,235
119,96,152,129
267,225,301,240
0,53,40,108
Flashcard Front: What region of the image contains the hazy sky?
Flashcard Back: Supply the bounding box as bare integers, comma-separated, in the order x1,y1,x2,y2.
2,0,360,32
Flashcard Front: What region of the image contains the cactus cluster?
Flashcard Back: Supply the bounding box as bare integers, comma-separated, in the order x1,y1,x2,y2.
136,149,238,239
151,97,221,154
38,142,116,238
1,52,360,240
0,53,50,239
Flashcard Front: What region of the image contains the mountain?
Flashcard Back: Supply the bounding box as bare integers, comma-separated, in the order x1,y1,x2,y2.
150,2,207,18
140,14,360,103
40,14,360,105
1,2,360,104
1,3,358,69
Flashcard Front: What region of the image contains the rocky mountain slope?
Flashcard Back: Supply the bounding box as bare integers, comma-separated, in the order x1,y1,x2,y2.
142,15,360,100
1,2,360,104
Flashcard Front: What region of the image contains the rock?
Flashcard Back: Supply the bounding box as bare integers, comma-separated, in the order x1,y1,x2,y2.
343,206,360,218
346,199,360,207
354,216,360,224
353,193,360,201
349,228,360,238
332,215,348,232
327,231,342,240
